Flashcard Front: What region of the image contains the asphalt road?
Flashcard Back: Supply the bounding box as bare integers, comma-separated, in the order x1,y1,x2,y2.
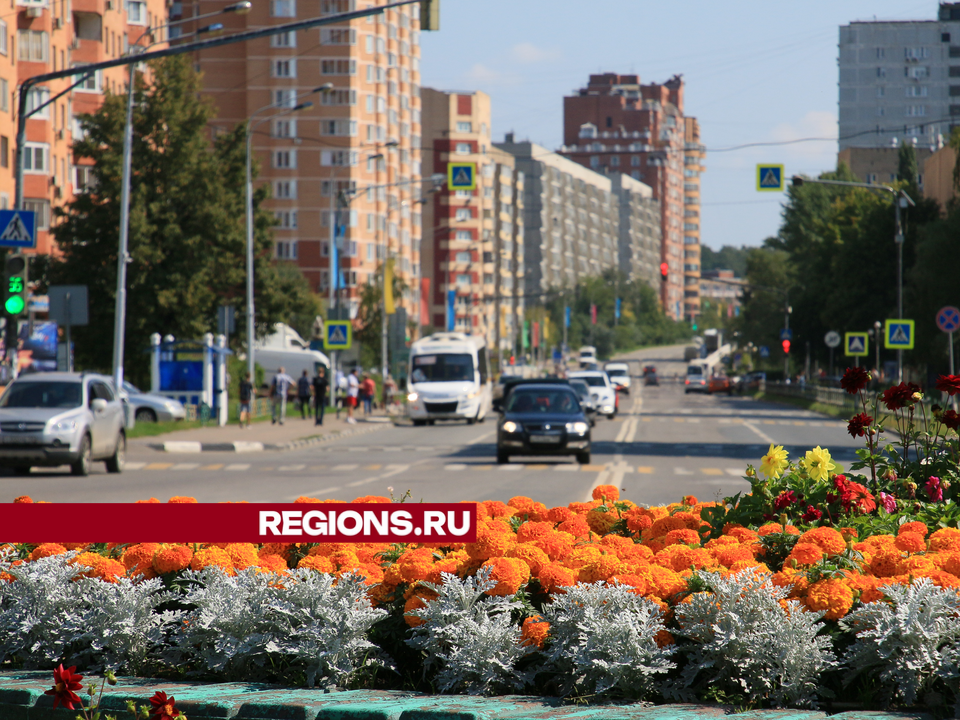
2,345,864,507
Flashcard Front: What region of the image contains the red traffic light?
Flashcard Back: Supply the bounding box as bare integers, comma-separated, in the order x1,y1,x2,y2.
659,262,668,280
782,339,791,354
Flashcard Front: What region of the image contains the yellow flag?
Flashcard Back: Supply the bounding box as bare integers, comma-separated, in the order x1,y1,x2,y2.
543,321,549,340
384,258,395,315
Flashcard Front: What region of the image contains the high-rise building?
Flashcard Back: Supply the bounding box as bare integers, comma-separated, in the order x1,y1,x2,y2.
838,3,960,152
559,72,703,322
195,0,425,320
6,0,166,256
609,173,661,291
420,89,524,355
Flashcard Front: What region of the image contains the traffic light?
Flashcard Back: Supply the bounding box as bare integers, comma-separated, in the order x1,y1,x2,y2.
4,254,25,358
659,262,668,281
420,0,439,30
782,339,791,355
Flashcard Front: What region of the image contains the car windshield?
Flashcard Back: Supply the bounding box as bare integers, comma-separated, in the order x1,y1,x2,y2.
606,368,627,376
687,365,704,376
411,353,474,383
576,375,606,387
568,381,589,398
0,381,82,409
506,389,580,414
123,381,142,394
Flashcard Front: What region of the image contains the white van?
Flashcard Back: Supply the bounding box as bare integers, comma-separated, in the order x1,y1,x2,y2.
254,323,329,387
579,346,597,367
406,332,491,425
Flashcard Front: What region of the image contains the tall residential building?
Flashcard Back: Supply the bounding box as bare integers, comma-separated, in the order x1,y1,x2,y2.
8,0,166,256
839,3,960,152
609,173,661,290
195,0,424,320
494,137,642,300
559,72,702,322
420,88,524,354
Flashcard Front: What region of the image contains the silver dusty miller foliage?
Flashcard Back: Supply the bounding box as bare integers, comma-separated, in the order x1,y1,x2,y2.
666,570,835,708
405,566,534,694
168,567,388,687
539,581,675,698
842,577,960,707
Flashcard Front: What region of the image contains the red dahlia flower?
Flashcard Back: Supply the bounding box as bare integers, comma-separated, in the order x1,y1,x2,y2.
926,476,944,502
801,506,823,522
149,691,181,720
942,409,960,430
773,490,796,512
840,367,871,394
847,412,872,438
881,382,922,411
935,374,960,396
45,664,83,710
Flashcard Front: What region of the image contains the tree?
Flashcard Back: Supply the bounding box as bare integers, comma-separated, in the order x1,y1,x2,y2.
355,263,409,371
897,143,919,186
46,56,318,386
700,245,749,277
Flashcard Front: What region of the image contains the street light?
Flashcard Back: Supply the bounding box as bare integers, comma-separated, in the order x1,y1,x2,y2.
111,1,252,394
791,175,915,382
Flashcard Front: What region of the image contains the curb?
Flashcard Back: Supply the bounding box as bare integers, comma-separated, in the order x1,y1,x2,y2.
0,672,934,720
149,422,389,453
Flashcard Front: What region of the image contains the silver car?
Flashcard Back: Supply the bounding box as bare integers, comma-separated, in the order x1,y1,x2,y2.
0,372,126,476
122,382,186,423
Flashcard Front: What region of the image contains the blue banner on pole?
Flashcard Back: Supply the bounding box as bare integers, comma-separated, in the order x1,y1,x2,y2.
330,216,339,293
446,290,456,331
615,297,621,320
564,306,570,328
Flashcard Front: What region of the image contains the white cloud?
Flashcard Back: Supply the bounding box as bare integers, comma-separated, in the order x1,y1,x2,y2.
463,63,522,88
509,42,561,64
769,110,838,143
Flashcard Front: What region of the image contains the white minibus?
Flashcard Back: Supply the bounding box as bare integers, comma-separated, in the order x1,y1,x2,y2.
406,333,491,425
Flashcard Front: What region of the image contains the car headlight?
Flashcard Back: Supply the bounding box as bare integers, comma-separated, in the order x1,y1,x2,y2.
466,390,479,399
502,421,520,433
566,421,588,434
407,392,419,402
165,401,181,410
591,393,600,400
53,420,77,432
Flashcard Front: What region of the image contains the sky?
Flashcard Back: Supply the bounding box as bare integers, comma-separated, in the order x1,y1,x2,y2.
419,0,937,250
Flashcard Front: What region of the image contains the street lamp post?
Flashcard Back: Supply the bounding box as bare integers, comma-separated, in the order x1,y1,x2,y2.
791,175,915,382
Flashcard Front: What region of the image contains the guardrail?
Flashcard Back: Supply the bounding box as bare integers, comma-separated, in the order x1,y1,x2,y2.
763,381,944,420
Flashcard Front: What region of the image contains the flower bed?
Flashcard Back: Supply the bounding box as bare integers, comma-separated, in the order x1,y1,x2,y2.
0,372,958,712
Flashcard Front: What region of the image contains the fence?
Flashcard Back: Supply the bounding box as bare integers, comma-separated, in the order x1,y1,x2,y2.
763,381,945,420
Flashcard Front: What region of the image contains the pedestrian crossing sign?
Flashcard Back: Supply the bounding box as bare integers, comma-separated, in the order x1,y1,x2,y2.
447,162,477,191
844,332,869,357
884,319,915,349
0,210,36,249
324,320,352,350
756,164,784,192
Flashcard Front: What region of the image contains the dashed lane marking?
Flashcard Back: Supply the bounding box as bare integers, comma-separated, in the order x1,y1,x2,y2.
144,463,172,470
279,464,306,471
225,464,250,471
200,464,224,471
170,463,199,470
332,464,358,471
635,466,653,473
701,468,723,476
125,462,146,470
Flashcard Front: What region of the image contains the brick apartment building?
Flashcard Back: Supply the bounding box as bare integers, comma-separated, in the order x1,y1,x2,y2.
559,73,704,322
194,0,425,320
4,0,166,256
420,88,524,355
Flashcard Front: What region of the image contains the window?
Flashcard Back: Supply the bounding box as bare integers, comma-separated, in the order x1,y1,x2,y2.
320,89,356,105
907,66,929,79
876,67,886,78
951,66,960,77
320,0,355,13
906,85,928,97
272,59,296,77
24,87,50,119
320,118,357,136
944,33,952,43
876,47,885,58
273,119,296,138
610,156,620,167
23,199,49,230
321,59,355,74
455,189,472,198
275,210,298,229
455,208,472,222
456,122,471,135
274,180,297,199
23,143,48,173
456,274,471,287
0,21,7,56
455,251,471,263
276,241,298,259
126,0,146,24
455,230,472,240
18,30,48,62
273,150,296,169
274,89,297,108
951,86,960,97
590,156,600,169
455,142,471,154
321,28,356,44
0,137,6,168
75,68,101,92
904,46,929,60
321,149,358,166
271,0,295,16
271,32,296,48
876,107,885,117
906,105,926,116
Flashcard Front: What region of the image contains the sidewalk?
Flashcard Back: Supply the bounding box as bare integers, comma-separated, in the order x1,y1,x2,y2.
129,406,396,454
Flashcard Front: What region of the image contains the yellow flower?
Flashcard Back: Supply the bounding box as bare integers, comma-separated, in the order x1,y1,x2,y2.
760,444,789,478
801,446,836,482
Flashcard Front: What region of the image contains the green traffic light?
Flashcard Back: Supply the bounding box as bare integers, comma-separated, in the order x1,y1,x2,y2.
5,295,24,315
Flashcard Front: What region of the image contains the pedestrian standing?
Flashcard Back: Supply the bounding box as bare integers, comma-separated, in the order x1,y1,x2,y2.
384,374,398,410
361,373,376,415
297,369,312,419
346,368,360,424
313,366,329,426
239,371,253,429
335,367,346,419
271,366,294,425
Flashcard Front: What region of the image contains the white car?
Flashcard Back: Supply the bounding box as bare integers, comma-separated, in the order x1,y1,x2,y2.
568,370,617,419
604,362,631,394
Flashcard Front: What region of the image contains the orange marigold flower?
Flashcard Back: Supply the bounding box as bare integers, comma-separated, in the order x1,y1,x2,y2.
592,485,620,502
898,521,929,538
797,527,846,556
190,547,234,574
557,516,592,538
397,548,436,583
786,543,824,567
844,572,885,604
757,523,786,537
351,495,391,504
655,545,713,573
86,557,127,583
647,565,686,599
13,495,33,503
714,544,758,568
355,563,385,585
704,535,739,550
545,507,575,525
28,543,68,562
900,555,937,575
479,500,514,519
520,615,550,648
121,543,160,577
664,529,701,547
403,587,439,627
482,556,530,596
297,555,335,573
623,507,655,534
578,555,623,583
564,545,602,570
654,629,675,647
726,527,760,545
867,549,904,578
508,496,547,521
507,543,550,575
586,508,618,535
292,496,323,504
135,498,161,504
515,521,556,544
224,543,260,570
929,527,960,553
729,560,768,574
329,550,362,573
531,533,575,562
617,543,654,564
611,572,653,595
647,516,688,539
536,563,578,594
152,544,193,574
256,554,289,574
424,556,461,584
940,552,960,577
804,578,854,620
925,569,960,590
894,532,927,554
259,543,293,561
467,525,515,561
167,496,198,504
682,495,698,507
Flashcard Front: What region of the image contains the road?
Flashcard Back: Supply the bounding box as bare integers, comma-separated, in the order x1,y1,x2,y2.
2,344,864,507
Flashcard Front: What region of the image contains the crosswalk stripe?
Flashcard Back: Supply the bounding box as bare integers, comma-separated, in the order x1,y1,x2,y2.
279,464,306,471
702,468,723,476
674,467,694,475
444,464,467,471
726,469,744,477
475,465,493,471
332,464,358,471
364,464,382,470
200,464,224,471
555,465,579,471
580,464,605,471
225,464,250,471
526,464,549,470
635,466,653,474
171,463,198,470
144,463,172,470
125,462,146,470
499,464,523,471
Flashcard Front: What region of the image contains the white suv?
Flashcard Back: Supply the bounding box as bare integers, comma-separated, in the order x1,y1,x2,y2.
604,362,631,394
569,370,617,419
0,372,126,476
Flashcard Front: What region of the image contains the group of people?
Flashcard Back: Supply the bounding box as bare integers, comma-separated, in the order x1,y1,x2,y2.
237,366,387,428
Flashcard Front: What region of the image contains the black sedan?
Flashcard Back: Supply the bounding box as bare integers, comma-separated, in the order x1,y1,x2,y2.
496,384,592,465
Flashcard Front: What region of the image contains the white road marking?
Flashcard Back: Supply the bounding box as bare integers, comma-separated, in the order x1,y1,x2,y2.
125,462,146,470
332,464,358,471
674,467,694,475
444,464,467,471
225,464,250,471
170,463,199,470
498,464,522,471
279,464,307,471
467,430,496,445
555,465,580,471
294,463,412,500
726,468,745,477
743,421,778,445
